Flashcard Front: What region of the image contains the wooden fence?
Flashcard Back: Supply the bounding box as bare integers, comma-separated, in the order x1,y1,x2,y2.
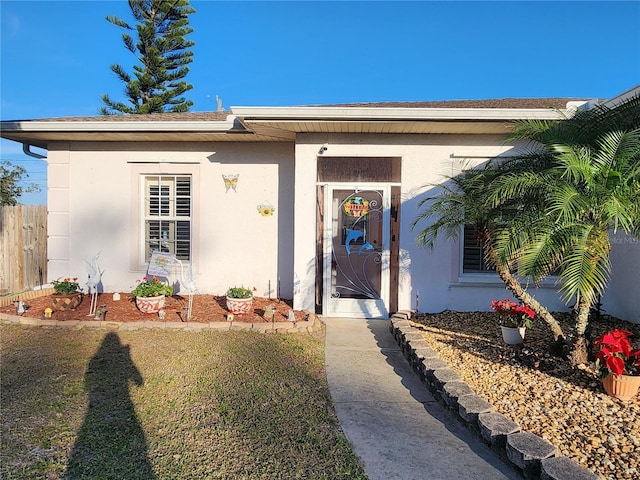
0,205,47,294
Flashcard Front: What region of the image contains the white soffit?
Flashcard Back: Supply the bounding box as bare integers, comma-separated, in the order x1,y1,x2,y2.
231,106,568,121
231,106,567,135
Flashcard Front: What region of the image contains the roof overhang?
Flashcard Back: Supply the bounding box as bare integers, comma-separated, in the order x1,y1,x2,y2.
0,105,570,150
231,106,568,136
0,115,292,149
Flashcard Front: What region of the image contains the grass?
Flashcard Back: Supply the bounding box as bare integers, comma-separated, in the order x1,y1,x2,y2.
0,325,367,479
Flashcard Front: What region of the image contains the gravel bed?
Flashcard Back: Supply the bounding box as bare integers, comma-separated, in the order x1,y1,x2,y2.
411,311,640,480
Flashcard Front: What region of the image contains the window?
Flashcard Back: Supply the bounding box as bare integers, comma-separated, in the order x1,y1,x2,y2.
143,175,191,261
462,225,494,273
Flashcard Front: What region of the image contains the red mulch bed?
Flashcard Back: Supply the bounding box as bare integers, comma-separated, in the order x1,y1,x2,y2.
1,293,307,324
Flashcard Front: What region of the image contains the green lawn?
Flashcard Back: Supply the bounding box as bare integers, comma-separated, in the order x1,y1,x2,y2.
0,325,367,479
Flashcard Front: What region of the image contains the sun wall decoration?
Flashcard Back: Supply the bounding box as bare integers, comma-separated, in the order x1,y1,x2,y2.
257,201,275,216
222,174,239,192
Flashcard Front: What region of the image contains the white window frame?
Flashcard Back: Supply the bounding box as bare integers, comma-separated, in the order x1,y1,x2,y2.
141,174,192,263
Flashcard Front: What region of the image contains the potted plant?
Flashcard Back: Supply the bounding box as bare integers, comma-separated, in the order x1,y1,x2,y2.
491,298,535,345
594,329,640,401
50,277,83,311
131,276,173,314
225,286,255,315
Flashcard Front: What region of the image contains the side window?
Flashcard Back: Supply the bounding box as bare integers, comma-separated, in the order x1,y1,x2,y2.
462,225,494,273
143,175,192,262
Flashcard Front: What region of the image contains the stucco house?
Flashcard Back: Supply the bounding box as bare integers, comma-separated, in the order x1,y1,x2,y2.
2,87,638,321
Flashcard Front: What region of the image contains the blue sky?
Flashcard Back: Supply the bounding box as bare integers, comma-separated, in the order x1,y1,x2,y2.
2,0,639,205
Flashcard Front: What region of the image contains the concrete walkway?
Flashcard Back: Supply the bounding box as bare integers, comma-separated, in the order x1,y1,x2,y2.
324,317,521,480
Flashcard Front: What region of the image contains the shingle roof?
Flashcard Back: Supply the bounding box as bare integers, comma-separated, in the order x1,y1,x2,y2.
9,111,231,123
6,98,595,123
320,98,595,109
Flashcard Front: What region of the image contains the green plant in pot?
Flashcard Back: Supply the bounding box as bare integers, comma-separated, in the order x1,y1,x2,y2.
226,286,255,315
50,277,83,311
131,276,173,299
52,277,81,295
594,329,640,401
226,286,254,299
131,276,173,314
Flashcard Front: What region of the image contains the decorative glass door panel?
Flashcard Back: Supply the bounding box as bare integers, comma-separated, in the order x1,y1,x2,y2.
323,186,390,318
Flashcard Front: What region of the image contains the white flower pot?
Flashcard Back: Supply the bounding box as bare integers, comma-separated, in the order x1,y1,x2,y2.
226,296,253,315
501,326,526,345
135,295,166,314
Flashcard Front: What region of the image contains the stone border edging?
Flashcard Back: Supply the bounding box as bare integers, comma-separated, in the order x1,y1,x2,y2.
390,312,599,480
0,311,324,334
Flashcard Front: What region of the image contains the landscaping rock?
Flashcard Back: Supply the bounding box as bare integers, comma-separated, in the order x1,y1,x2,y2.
506,432,557,479
410,345,439,371
431,368,462,389
391,310,640,479
412,345,439,360
540,456,599,480
442,381,474,408
421,357,448,374
478,412,520,451
457,394,493,426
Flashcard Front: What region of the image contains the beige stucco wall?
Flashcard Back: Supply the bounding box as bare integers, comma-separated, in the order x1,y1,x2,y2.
45,133,636,321
605,232,640,323
293,132,569,315
46,141,295,298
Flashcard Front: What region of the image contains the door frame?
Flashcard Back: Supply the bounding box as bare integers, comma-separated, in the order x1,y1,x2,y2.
321,183,391,318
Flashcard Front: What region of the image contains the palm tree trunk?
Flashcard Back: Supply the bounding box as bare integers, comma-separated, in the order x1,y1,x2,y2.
478,232,565,341
570,297,591,366
493,262,566,341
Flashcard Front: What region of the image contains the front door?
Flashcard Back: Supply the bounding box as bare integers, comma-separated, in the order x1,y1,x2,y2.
323,185,390,318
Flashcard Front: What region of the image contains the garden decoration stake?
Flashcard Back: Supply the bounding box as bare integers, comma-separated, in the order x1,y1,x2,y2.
85,253,103,316
181,263,198,320
147,250,198,320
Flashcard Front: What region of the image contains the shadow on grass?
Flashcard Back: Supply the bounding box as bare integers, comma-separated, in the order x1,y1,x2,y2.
65,332,155,480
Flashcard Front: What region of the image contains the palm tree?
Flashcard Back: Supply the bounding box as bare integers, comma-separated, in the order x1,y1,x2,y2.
488,128,640,365
411,166,566,342
413,92,640,363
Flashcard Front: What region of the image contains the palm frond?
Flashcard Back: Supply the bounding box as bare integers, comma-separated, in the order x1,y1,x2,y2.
552,144,593,186
486,171,548,208
557,225,611,304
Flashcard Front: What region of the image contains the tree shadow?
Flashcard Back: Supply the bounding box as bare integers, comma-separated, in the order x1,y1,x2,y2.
364,319,521,478
65,332,155,479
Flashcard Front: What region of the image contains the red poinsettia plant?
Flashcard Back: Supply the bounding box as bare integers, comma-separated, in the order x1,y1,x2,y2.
594,329,640,379
490,298,535,328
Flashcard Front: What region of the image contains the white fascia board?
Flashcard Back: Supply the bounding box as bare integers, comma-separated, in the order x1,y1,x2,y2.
0,118,238,133
231,106,567,121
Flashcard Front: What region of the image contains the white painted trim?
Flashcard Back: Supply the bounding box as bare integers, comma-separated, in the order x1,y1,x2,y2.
316,181,402,187
127,160,202,164
1,119,237,133
232,106,567,121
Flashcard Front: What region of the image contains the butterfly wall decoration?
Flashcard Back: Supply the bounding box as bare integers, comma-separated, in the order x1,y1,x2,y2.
222,174,239,192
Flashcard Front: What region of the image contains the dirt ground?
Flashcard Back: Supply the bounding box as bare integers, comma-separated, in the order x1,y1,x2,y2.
1,293,308,324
